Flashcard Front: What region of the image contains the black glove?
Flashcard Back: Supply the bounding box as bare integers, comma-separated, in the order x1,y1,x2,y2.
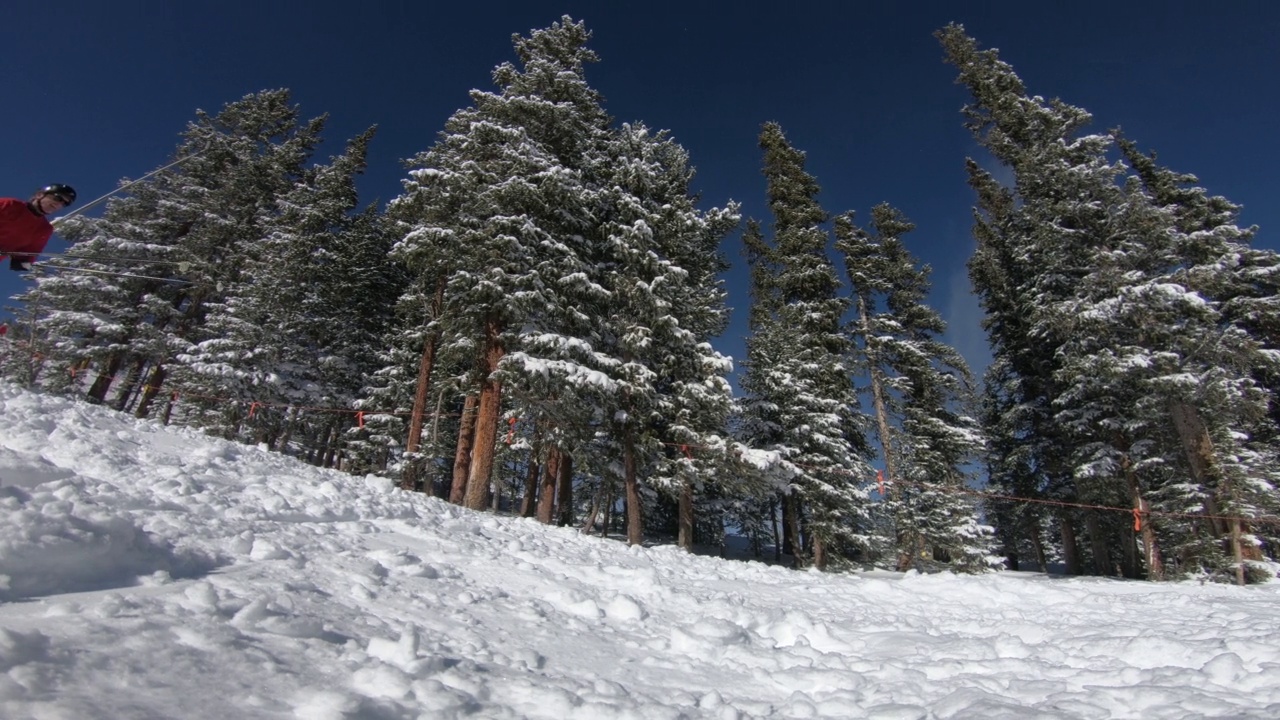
10,258,32,271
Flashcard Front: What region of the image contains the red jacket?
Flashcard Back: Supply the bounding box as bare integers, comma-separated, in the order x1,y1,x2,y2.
0,197,53,269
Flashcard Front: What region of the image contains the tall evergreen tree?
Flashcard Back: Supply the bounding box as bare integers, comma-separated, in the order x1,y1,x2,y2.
836,203,994,572
945,26,1158,576
391,18,743,541
940,24,1277,581
1105,138,1280,578
965,160,1055,571
391,17,610,512
175,127,398,457
1118,135,1280,442
26,90,325,424
740,123,873,569
591,122,742,547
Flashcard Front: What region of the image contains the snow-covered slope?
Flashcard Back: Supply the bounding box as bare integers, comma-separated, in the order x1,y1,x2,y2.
1,383,1277,719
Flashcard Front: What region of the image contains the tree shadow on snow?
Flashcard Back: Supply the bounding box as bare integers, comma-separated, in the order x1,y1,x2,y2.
0,485,225,602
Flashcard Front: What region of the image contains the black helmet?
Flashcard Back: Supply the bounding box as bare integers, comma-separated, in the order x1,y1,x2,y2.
40,184,76,205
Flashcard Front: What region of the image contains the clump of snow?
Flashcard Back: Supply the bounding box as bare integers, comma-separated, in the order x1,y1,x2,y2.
1,381,1278,718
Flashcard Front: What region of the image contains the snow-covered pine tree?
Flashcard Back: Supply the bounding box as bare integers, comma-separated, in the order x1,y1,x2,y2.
941,24,1277,581
317,207,407,471
739,122,873,569
942,23,1174,576
1117,135,1280,446
176,127,364,440
1101,138,1280,581
146,91,326,422
836,203,995,572
592,121,742,547
381,131,482,491
177,127,402,466
735,219,797,553
964,159,1058,572
22,90,324,424
391,17,609,512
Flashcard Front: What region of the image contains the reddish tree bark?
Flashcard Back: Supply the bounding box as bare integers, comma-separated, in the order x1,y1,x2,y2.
556,452,574,527
678,480,694,550
520,454,540,518
402,279,445,491
449,393,478,505
624,430,643,546
537,446,561,524
463,317,505,511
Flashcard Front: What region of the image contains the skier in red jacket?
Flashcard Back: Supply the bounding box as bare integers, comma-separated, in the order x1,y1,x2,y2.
0,184,76,271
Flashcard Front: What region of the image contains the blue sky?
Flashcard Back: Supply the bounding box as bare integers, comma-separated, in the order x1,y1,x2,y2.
2,0,1277,381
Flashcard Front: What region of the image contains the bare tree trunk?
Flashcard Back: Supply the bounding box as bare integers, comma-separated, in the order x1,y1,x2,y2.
1060,515,1082,576
770,499,782,562
463,318,504,511
784,494,805,568
1004,547,1019,572
1169,400,1228,530
303,427,320,465
1169,398,1254,585
1168,399,1213,482
780,492,795,557
1120,519,1140,579
113,356,148,413
1084,513,1111,576
859,296,914,570
310,423,331,467
624,429,643,546
556,452,574,527
1123,457,1164,580
1001,513,1019,570
86,353,123,404
1201,494,1231,548
162,389,177,427
1229,517,1246,586
580,480,604,533
20,293,47,387
896,545,918,572
601,476,615,538
678,479,694,550
402,280,445,492
520,454,540,518
1030,526,1048,572
323,423,342,469
812,535,827,571
450,393,478,505
275,407,297,454
25,351,47,388
134,364,167,419
858,296,899,494
537,447,560,524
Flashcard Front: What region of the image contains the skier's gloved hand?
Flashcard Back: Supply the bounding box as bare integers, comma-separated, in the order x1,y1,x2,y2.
9,258,32,272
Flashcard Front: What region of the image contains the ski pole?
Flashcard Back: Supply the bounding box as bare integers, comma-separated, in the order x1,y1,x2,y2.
51,145,209,225
34,264,198,285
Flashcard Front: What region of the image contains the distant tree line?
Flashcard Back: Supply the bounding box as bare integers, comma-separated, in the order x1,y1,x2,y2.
5,17,1276,583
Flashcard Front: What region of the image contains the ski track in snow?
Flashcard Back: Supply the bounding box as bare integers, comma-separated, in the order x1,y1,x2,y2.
1,383,1278,719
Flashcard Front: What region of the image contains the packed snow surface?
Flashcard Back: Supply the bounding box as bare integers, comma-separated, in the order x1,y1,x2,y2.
1,383,1277,719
